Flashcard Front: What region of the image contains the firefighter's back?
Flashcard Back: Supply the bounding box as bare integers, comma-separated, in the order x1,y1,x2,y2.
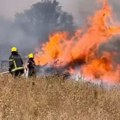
9,47,24,77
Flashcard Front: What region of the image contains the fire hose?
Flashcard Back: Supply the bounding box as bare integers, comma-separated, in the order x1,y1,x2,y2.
0,70,29,79
0,71,9,75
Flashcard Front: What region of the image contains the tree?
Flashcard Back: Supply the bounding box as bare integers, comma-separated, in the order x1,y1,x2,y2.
15,0,75,43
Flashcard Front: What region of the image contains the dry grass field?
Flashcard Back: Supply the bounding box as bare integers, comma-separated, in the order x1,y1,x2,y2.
0,75,120,120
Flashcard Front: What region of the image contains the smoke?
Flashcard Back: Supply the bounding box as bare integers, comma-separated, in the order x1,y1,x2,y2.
109,0,120,20
0,0,75,60
59,0,96,26
99,36,120,64
58,0,120,26
0,17,38,60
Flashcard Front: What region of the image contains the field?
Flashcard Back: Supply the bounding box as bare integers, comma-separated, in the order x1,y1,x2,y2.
0,75,120,120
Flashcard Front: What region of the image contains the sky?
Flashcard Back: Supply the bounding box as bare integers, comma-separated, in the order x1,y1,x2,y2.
0,0,40,18
0,0,120,24
0,0,98,25
0,0,119,16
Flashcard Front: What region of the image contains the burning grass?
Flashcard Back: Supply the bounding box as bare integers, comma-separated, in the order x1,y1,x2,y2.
35,0,120,83
0,75,120,120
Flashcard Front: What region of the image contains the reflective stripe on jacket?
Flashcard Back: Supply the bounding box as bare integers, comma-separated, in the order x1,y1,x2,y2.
9,59,24,72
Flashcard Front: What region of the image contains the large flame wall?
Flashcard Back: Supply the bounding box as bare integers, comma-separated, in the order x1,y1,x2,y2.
35,0,120,84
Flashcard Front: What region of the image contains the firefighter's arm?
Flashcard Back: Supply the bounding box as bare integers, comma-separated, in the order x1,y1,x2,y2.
9,57,14,72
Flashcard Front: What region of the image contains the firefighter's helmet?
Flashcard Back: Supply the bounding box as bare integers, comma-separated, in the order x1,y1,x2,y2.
28,53,34,58
11,47,17,52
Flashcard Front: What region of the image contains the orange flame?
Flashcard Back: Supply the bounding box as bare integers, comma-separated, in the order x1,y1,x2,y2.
35,0,120,83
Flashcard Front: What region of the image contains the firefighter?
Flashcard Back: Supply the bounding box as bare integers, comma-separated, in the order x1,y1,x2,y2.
9,47,24,77
26,53,36,78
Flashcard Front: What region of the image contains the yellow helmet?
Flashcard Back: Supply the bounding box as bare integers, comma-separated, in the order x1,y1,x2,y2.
11,47,17,52
28,53,34,58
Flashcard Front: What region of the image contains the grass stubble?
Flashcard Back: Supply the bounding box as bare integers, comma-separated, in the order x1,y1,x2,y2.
0,74,120,120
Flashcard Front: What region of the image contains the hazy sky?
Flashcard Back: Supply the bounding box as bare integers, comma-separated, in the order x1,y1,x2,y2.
0,0,97,24
0,0,120,23
0,0,40,18
0,0,73,18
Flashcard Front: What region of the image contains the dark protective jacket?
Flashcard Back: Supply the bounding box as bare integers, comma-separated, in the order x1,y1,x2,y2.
9,52,24,72
27,58,36,77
